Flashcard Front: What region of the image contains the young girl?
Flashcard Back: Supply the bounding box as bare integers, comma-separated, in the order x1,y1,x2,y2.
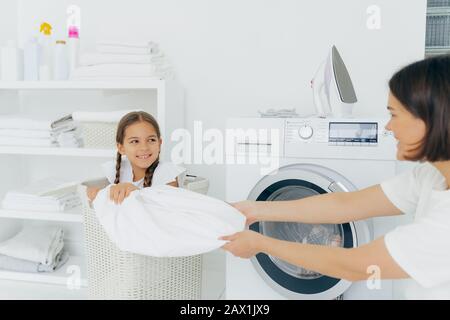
87,111,186,204
222,55,450,299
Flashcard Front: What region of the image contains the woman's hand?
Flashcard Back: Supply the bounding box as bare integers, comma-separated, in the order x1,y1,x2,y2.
109,183,139,205
220,230,266,259
87,187,101,202
231,200,260,226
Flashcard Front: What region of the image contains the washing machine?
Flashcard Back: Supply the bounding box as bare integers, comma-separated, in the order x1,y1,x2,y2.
225,117,403,300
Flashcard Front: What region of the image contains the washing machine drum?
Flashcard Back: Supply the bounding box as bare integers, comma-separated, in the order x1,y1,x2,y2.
247,164,371,300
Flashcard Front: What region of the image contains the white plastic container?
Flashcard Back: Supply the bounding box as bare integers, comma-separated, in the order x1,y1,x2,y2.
68,26,80,75
39,23,54,81
0,40,24,81
54,40,69,80
24,37,40,81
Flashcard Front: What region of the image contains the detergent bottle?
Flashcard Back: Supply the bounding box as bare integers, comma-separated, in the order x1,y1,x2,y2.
39,22,54,81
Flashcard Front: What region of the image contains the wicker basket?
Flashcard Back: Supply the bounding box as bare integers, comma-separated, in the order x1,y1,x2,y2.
78,178,204,300
79,122,117,149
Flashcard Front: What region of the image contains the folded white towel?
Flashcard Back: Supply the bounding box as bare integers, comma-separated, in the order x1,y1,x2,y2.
0,114,73,131
70,64,170,79
97,40,159,49
2,201,80,212
0,137,57,147
2,190,81,212
92,185,245,257
0,250,69,273
97,45,158,56
0,129,53,139
0,226,65,265
80,53,154,66
4,177,79,198
72,109,143,123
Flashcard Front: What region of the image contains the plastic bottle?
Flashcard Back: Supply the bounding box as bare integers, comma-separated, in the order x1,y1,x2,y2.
24,36,40,81
0,40,24,81
39,22,54,81
67,25,80,75
54,40,69,80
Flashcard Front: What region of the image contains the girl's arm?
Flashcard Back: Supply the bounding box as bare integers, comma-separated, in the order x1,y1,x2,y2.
87,186,101,202
242,185,402,224
222,231,409,282
166,177,179,187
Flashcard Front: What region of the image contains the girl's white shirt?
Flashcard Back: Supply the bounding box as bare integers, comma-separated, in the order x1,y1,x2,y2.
101,156,186,189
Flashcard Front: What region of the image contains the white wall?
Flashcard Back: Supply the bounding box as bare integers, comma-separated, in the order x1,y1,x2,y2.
12,0,427,198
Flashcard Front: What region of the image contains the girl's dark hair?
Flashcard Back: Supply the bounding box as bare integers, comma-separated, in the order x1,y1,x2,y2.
389,54,450,162
115,111,161,187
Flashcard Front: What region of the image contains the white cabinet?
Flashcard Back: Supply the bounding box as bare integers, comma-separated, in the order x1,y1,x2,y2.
0,79,184,299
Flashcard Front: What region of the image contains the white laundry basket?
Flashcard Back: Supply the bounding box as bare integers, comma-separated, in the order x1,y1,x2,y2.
78,122,117,149
78,176,209,300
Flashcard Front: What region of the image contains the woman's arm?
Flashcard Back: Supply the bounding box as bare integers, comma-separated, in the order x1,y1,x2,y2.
222,231,409,282
242,184,402,224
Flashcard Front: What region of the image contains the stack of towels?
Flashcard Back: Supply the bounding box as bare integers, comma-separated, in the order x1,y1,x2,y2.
71,41,174,80
2,177,81,212
0,114,82,148
0,226,68,273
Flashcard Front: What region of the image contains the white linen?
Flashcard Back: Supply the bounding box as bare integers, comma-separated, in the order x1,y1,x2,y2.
0,226,64,265
80,53,154,66
92,184,245,257
97,45,158,55
0,137,56,147
0,250,69,273
97,40,159,49
0,114,72,131
381,162,450,299
1,178,81,212
0,129,53,139
72,109,142,123
101,157,186,188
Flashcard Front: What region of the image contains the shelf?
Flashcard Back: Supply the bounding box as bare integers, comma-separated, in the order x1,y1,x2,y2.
425,46,450,55
0,207,83,223
427,7,450,15
0,255,88,287
0,146,115,157
0,79,166,90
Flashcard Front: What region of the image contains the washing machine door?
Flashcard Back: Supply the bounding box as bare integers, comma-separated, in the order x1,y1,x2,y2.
248,163,370,300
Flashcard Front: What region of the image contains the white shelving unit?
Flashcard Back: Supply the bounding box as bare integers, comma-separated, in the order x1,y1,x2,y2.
0,79,184,299
425,2,450,56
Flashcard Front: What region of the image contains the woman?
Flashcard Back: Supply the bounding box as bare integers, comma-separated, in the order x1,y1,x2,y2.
221,55,450,299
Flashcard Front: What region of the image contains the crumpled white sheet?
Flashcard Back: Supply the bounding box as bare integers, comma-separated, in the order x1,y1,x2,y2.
92,185,245,257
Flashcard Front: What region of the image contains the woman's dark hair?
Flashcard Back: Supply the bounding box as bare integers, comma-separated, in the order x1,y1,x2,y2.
389,54,450,161
115,111,161,187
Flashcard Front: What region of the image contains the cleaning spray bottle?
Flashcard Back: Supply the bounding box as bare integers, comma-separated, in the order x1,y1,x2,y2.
39,22,54,81
67,25,80,75
67,5,81,77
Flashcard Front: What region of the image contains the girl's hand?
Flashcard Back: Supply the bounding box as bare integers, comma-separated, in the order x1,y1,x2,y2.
87,187,101,202
231,200,260,226
109,183,139,205
220,230,266,259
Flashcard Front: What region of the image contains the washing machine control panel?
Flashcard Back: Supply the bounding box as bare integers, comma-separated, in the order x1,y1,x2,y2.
286,119,383,146
284,118,397,160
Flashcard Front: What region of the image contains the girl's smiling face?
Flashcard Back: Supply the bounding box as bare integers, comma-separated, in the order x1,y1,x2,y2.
117,121,162,171
385,92,427,160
